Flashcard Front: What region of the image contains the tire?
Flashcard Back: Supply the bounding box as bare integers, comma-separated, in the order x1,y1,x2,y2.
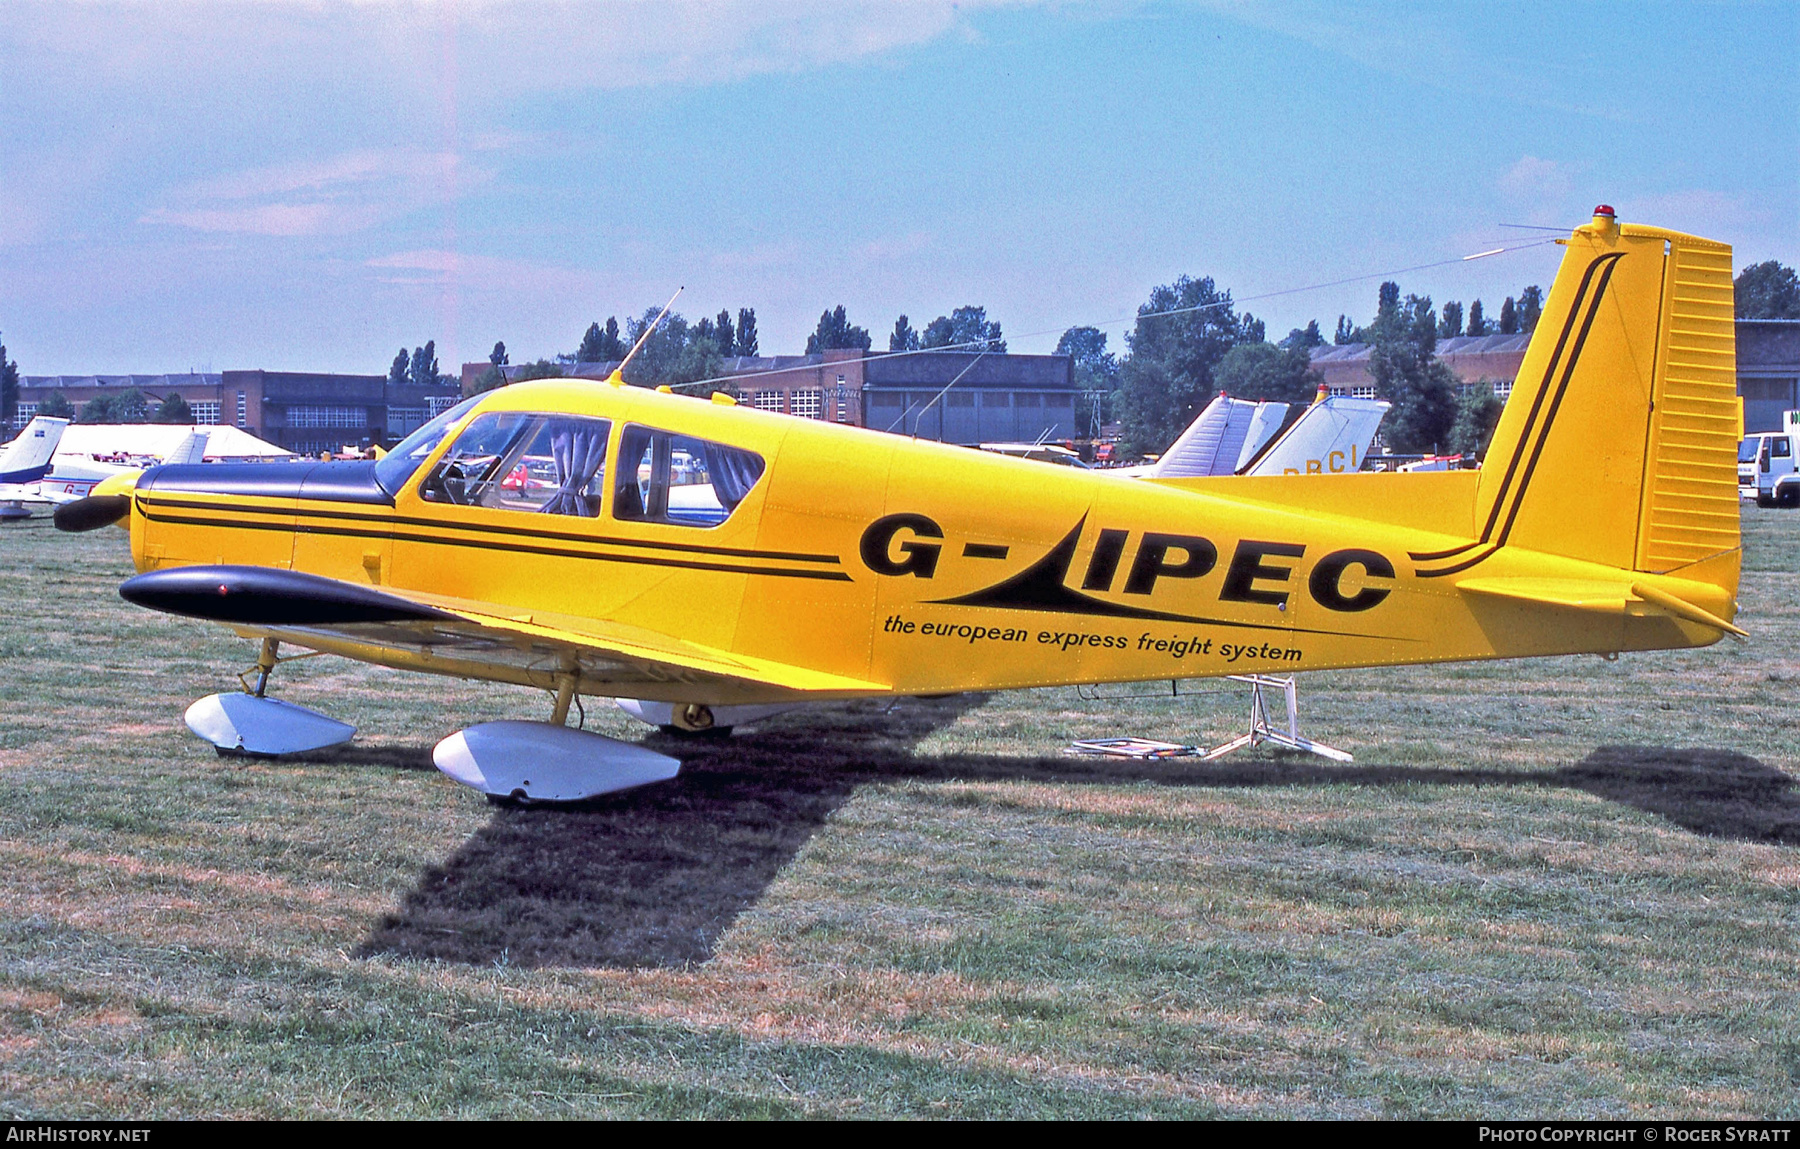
1781,486,1800,509
1756,494,1776,508
657,723,734,739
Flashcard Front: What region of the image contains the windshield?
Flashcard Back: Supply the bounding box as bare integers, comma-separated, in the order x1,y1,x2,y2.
1739,437,1762,464
374,396,482,497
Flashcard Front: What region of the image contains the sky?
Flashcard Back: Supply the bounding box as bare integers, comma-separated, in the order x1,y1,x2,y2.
1,0,1795,376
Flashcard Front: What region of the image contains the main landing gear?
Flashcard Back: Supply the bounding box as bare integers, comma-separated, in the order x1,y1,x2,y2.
185,641,681,804
430,660,679,803
612,698,798,737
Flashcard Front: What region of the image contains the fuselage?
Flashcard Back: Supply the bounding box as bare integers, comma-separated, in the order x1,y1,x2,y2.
116,379,1729,702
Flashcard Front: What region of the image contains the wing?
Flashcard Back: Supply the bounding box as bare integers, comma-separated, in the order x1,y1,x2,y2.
120,565,890,704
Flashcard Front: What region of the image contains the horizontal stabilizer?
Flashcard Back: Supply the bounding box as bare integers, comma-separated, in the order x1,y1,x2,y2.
1457,577,1633,612
1459,576,1747,637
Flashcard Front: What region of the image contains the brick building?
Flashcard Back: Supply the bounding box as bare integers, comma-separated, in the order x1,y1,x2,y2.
17,371,462,454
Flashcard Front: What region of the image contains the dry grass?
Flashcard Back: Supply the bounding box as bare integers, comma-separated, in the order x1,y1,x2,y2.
0,508,1795,1118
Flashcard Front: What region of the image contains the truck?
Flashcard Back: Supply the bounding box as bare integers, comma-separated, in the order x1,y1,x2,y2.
1742,410,1800,507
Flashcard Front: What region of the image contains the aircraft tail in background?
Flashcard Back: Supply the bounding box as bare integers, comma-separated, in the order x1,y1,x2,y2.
0,417,70,487
1242,395,1389,477
1149,394,1288,479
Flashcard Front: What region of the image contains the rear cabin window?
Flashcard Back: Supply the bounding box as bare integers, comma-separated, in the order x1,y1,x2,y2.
420,412,613,517
613,425,766,528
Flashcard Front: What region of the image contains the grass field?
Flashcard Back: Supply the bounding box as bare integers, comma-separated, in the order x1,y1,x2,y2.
0,508,1796,1118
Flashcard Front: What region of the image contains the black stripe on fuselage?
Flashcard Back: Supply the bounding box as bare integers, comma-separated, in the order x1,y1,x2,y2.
132,492,842,565
134,500,854,583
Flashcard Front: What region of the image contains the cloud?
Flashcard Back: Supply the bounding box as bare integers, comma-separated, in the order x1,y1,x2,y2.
140,202,383,238
1497,155,1580,225
859,231,935,261
1620,189,1783,245
363,248,596,292
141,148,488,238
2,2,1018,96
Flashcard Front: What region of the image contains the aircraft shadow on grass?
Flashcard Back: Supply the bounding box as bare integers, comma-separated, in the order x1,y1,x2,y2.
354,701,1799,971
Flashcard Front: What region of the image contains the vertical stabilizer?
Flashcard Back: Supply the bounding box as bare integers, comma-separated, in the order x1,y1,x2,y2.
1426,209,1737,596
1152,393,1256,478
0,417,70,485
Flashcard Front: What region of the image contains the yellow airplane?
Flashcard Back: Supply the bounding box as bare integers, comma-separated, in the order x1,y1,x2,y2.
57,208,1743,801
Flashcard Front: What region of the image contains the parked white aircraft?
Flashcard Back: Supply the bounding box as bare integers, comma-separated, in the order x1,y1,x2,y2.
1121,389,1391,481
1239,394,1390,477
0,417,70,520
37,429,210,504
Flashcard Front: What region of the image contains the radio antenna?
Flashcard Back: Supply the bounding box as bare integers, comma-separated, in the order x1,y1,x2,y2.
608,286,683,384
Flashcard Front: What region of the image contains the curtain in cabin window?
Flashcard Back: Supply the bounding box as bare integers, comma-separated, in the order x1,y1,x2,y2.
702,442,765,510
540,419,608,517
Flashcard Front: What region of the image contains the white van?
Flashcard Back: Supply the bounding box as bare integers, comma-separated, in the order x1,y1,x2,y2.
1742,411,1800,507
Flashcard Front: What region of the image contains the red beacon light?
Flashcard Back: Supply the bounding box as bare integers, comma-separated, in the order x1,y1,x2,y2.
1593,204,1616,218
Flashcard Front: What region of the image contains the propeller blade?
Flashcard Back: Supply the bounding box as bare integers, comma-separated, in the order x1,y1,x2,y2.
53,494,130,533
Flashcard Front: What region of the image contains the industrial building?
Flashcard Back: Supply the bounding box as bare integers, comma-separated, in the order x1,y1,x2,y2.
16,370,463,455
1736,319,1800,432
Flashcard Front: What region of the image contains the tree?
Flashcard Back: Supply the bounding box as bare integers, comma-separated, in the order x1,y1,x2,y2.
1517,285,1544,332
1056,326,1117,388
84,388,149,424
1334,315,1356,345
693,316,717,351
1438,301,1464,339
1114,274,1260,457
154,393,193,423
388,349,409,388
716,311,735,359
919,305,1005,352
1280,320,1324,349
1213,342,1323,407
1057,326,1119,438
514,359,565,381
37,390,74,420
408,341,438,389
1447,383,1506,459
597,318,626,361
1465,299,1489,337
1369,294,1459,454
619,307,695,385
890,315,920,352
577,323,609,362
1735,261,1800,319
735,309,758,357
1499,296,1518,335
0,334,16,430
805,305,872,354
489,341,508,368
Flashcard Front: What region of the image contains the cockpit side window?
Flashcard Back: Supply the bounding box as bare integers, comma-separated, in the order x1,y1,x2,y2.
374,395,482,497
420,412,613,516
613,424,766,527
